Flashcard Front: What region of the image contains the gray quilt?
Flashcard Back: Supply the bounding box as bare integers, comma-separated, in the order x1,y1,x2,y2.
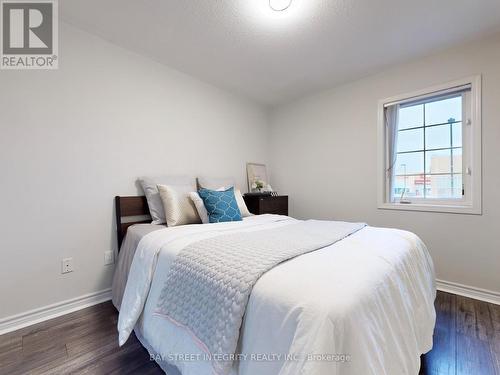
155,220,366,375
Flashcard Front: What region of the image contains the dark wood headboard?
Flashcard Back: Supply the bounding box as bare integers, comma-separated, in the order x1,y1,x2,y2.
115,196,151,249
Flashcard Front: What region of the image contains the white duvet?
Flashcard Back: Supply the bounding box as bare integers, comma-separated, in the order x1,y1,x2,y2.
117,215,436,375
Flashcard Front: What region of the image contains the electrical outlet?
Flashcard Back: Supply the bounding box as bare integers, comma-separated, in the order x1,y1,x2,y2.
61,258,74,274
104,250,114,265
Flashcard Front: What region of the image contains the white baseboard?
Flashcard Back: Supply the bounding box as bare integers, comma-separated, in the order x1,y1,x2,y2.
436,279,500,305
0,288,112,335
1,280,497,336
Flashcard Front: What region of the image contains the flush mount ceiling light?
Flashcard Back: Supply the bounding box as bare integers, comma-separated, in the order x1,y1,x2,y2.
269,0,293,12
244,0,313,29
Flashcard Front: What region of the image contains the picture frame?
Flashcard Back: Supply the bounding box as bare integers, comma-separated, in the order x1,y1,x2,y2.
246,163,269,193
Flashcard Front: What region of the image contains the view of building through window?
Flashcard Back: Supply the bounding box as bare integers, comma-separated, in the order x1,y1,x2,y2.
393,95,463,200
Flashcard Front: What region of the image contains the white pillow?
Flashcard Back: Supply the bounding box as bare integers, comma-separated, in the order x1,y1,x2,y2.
189,192,210,224
197,176,235,190
157,184,201,227
234,189,252,217
190,188,251,224
139,176,196,224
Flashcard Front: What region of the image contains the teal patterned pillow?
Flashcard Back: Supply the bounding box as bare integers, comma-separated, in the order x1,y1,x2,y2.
198,187,242,223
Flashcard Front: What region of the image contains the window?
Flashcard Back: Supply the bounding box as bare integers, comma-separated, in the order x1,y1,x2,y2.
378,76,482,214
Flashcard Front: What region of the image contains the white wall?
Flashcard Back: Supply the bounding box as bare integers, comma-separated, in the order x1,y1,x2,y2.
1,22,498,323
269,34,500,294
0,23,269,319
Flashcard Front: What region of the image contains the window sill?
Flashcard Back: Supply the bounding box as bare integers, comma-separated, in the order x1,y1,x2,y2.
378,202,482,215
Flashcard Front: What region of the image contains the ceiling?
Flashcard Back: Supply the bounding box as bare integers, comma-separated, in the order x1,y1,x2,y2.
61,0,500,107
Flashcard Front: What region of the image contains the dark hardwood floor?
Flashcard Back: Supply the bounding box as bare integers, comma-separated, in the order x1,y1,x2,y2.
0,291,498,374
420,292,499,375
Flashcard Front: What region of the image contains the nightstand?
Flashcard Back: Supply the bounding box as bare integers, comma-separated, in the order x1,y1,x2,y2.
243,195,288,216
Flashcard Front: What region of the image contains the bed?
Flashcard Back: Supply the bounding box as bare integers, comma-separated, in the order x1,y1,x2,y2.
112,196,436,375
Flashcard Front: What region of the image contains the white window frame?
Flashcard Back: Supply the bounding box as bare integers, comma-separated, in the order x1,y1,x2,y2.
377,76,482,214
